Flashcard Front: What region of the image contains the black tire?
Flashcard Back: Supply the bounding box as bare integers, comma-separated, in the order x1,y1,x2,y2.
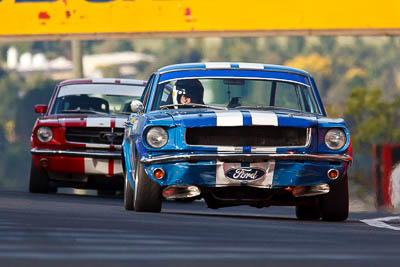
124,167,134,211
204,194,220,209
29,161,49,193
296,200,321,220
133,156,162,212
320,174,349,221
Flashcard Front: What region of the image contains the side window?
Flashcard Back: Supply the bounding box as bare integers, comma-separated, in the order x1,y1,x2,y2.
160,83,173,106
141,74,155,107
151,82,174,110
300,86,317,113
274,82,300,110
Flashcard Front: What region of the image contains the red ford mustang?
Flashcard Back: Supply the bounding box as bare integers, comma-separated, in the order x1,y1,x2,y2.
30,78,145,195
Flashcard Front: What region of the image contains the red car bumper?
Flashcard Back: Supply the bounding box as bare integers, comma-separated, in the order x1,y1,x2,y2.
31,148,122,176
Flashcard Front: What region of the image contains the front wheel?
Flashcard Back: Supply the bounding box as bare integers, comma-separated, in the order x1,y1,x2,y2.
124,169,134,211
320,174,349,221
29,161,49,193
133,157,162,212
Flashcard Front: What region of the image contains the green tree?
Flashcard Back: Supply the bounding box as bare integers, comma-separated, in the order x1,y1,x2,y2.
139,38,204,79
215,38,262,62
319,37,336,54
0,70,21,128
15,76,55,142
286,36,305,57
345,87,400,148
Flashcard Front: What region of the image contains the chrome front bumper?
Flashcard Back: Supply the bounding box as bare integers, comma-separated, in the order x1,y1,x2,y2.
141,153,353,165
30,148,121,159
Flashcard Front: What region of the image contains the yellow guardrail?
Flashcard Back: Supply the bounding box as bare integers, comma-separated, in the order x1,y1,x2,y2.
1,0,400,40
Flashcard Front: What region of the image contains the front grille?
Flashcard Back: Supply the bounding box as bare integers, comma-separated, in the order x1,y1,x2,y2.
186,126,309,147
65,127,124,145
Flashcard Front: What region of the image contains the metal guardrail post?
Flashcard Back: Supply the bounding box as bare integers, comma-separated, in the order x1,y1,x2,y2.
72,39,84,78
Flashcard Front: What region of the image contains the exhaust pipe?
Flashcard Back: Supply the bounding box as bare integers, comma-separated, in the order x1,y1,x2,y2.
292,183,330,197
162,185,201,199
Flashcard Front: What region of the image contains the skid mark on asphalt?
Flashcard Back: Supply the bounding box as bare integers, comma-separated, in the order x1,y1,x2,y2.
361,216,400,231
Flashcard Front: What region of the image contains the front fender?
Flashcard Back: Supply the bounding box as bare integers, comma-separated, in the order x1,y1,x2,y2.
122,136,137,189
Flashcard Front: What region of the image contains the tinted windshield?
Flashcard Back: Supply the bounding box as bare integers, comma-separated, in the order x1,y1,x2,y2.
50,83,144,115
153,78,319,113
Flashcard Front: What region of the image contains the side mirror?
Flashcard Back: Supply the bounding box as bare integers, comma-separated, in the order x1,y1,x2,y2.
130,100,144,113
34,104,48,114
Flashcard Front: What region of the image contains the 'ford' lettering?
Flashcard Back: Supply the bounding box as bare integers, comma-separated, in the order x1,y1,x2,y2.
225,167,266,181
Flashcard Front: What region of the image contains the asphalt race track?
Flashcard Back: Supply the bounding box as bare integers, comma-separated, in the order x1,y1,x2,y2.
0,191,399,267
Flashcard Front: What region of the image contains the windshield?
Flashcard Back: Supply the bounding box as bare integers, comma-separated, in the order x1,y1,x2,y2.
50,83,144,115
152,78,319,113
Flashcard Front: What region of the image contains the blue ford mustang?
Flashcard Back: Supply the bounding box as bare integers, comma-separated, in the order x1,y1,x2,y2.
122,62,353,221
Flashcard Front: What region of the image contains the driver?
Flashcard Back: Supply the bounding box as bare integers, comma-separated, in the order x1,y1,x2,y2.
175,79,204,105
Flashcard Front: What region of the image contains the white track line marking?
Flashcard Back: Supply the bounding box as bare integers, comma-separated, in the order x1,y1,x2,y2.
361,216,400,231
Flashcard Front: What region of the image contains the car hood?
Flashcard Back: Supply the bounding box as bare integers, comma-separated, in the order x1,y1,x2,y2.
38,114,129,128
151,109,345,128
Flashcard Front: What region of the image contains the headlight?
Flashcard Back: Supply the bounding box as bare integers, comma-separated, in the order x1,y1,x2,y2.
324,128,346,150
146,127,168,148
36,126,53,143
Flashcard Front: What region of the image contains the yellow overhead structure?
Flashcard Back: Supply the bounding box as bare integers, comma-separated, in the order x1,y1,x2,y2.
1,0,400,41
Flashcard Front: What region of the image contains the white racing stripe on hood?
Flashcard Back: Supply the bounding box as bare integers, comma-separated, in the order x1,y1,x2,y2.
91,78,115,83
215,111,243,126
249,111,278,126
238,63,264,69
86,117,111,127
205,62,231,69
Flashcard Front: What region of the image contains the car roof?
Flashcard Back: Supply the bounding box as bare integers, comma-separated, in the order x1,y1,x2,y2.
157,62,310,76
59,78,147,87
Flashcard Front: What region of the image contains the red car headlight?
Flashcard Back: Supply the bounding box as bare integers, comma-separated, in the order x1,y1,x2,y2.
36,126,53,143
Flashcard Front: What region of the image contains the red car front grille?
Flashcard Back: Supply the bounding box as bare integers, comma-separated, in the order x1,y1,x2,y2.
65,127,124,145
